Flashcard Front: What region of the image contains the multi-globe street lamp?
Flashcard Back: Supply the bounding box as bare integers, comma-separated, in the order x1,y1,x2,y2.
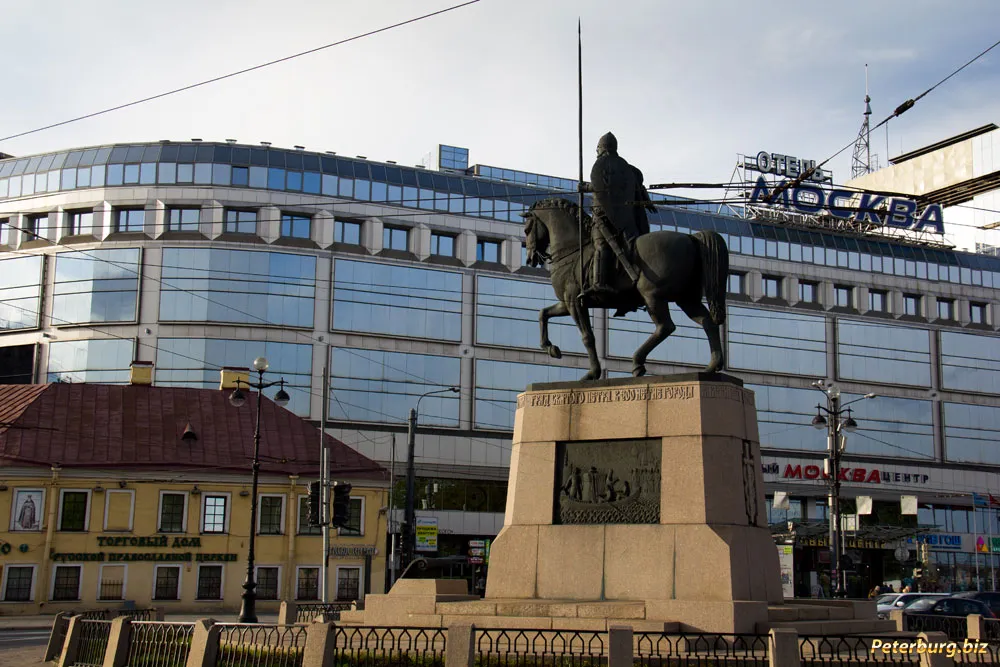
229,356,289,623
810,381,876,598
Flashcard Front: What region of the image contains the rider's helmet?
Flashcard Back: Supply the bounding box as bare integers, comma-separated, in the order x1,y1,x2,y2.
597,132,618,156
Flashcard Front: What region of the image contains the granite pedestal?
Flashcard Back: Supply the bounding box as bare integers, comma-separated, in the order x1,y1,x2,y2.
341,374,887,634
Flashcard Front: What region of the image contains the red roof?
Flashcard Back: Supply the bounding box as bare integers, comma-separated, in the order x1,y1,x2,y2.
0,384,386,480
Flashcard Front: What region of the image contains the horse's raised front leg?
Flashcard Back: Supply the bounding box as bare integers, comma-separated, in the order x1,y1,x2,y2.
678,298,724,373
567,302,602,381
539,301,569,359
633,295,676,377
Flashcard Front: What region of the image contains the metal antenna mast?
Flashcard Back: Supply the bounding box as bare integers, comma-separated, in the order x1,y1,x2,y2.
851,64,874,178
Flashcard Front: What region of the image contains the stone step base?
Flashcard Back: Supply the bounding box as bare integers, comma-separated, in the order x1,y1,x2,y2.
768,604,856,622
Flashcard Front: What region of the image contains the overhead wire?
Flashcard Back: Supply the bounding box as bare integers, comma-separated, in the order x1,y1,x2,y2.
0,0,485,144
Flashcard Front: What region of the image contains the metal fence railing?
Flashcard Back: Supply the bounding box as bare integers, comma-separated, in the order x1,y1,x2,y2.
904,614,971,641
635,632,769,667
78,608,158,621
294,602,353,623
800,635,920,665
332,626,446,666
124,621,195,667
74,619,113,667
478,629,605,667
216,624,308,667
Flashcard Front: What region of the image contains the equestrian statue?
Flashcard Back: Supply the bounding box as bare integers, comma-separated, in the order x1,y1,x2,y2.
522,132,729,380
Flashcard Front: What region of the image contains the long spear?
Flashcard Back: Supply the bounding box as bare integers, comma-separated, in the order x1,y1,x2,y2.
577,19,584,299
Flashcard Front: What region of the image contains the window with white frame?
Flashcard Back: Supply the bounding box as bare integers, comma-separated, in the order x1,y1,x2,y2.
338,497,364,537
336,566,361,601
201,494,229,534
51,565,82,601
258,495,284,535
98,564,125,601
2,565,36,602
255,566,280,600
196,565,223,600
153,565,181,600
298,496,321,535
158,492,187,533
296,567,319,600
58,490,90,532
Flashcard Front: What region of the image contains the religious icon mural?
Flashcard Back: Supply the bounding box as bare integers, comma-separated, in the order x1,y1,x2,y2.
11,489,43,531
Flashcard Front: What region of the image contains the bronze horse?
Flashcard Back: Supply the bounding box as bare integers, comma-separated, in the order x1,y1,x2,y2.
522,198,729,380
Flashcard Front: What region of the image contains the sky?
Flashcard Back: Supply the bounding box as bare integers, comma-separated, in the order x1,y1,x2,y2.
2,0,999,244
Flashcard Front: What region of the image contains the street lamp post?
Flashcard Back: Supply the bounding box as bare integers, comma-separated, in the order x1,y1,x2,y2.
229,356,289,624
401,387,460,575
811,381,875,598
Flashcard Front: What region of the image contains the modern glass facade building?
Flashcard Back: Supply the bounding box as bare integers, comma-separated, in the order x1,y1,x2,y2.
2,140,1000,596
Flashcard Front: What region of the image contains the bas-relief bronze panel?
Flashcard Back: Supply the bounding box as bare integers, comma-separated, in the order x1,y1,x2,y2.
554,438,661,525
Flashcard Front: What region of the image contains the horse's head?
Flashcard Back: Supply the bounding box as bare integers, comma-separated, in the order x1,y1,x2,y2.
522,210,549,267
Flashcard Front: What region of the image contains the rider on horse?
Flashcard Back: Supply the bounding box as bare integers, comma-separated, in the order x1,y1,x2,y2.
579,132,657,301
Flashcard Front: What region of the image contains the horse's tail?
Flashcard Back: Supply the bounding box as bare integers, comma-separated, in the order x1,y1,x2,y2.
693,230,728,325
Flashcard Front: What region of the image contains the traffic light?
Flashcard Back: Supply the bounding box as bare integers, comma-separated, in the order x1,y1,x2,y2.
332,482,353,528
308,481,322,526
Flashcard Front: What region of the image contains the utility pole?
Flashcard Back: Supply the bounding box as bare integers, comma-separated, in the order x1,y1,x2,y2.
320,358,331,602
388,433,398,588
403,408,418,572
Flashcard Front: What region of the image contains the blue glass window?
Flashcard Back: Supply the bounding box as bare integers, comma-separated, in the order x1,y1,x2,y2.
158,163,177,184
844,393,934,459
474,359,581,430
157,339,313,416
160,248,316,327
167,208,200,232
382,226,409,251
335,220,361,245
944,403,1000,464
430,232,454,257
53,248,140,324
332,259,461,341
837,320,930,387
749,385,827,452
476,276,583,353
47,339,134,384
115,208,145,233
476,239,501,263
608,309,706,365
728,306,826,376
330,348,460,426
231,166,249,187
267,168,285,190
941,332,1000,394
280,214,310,239
0,255,43,330
67,210,93,236
224,209,257,234
286,171,303,191
303,172,320,194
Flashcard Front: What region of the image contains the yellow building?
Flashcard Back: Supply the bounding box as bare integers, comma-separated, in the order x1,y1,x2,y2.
0,381,389,615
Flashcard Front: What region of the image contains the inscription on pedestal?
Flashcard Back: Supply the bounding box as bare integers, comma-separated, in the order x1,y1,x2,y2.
554,438,661,524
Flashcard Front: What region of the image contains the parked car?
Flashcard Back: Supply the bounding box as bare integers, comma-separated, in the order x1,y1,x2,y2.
876,593,947,619
903,596,996,619
951,591,1000,615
